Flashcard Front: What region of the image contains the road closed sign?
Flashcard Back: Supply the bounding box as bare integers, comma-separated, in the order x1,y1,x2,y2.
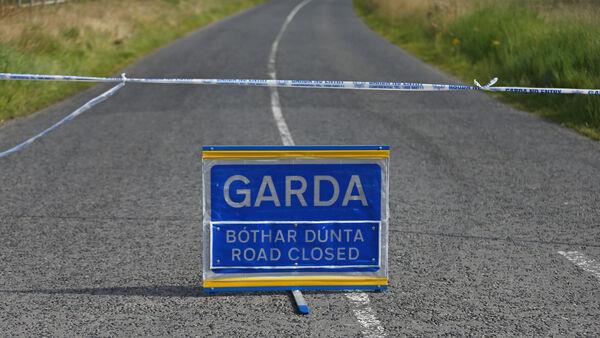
202,146,389,292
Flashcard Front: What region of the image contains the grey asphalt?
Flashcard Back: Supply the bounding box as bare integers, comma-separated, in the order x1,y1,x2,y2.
1,0,599,336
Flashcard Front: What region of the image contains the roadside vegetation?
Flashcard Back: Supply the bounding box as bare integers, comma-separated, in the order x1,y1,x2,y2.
0,0,265,122
354,0,600,140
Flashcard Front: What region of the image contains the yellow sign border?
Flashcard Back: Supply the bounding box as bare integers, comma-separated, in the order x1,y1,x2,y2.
202,149,390,159
203,276,389,288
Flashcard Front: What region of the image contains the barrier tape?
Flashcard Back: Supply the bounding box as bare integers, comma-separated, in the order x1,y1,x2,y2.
0,75,126,158
2,73,600,95
1,72,599,158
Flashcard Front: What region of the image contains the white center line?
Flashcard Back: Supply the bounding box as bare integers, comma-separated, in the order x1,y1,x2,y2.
346,292,387,337
558,251,600,281
268,0,311,146
267,1,386,336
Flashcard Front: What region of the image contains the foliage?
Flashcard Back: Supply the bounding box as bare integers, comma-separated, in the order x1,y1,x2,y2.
0,0,265,122
354,0,600,140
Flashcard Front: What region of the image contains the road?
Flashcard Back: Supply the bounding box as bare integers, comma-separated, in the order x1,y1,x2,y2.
1,0,600,335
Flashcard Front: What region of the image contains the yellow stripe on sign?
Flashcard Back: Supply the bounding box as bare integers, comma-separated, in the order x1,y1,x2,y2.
202,150,390,159
203,276,389,288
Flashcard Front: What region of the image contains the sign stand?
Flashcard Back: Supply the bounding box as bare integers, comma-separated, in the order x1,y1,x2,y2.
201,145,390,314
292,290,310,314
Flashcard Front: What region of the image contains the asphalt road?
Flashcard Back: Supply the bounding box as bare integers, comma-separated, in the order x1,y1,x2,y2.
1,0,600,336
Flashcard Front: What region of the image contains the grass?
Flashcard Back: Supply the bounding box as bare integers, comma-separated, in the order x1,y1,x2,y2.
354,0,600,140
0,0,266,123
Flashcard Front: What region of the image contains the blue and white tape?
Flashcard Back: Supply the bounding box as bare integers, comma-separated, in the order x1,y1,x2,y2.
0,75,126,158
1,72,599,159
2,72,599,94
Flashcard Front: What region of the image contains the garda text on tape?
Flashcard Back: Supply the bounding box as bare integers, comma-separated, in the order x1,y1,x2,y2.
202,145,390,292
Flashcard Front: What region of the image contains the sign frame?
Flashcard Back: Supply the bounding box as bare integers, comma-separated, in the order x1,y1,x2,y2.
202,145,390,293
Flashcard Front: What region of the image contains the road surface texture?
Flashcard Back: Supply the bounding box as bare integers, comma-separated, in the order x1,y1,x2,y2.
1,0,599,336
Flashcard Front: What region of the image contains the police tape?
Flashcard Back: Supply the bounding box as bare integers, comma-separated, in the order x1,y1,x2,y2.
2,73,600,94
0,75,126,158
1,72,599,158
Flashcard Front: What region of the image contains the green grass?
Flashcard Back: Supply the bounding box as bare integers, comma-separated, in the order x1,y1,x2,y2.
354,0,600,140
0,0,266,123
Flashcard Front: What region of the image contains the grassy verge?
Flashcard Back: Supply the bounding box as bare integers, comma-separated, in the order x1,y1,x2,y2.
354,0,600,140
0,0,266,123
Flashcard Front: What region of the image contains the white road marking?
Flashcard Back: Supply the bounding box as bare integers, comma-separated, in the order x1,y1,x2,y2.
346,292,387,337
558,251,600,281
268,1,386,336
268,0,311,146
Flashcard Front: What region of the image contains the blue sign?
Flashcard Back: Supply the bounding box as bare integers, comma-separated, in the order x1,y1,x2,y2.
210,164,381,222
211,222,380,272
202,145,390,292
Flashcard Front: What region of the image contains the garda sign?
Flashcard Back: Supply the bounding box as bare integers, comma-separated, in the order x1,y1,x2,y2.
202,146,389,292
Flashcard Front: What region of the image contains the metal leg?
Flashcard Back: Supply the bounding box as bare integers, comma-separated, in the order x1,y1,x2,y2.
291,290,309,315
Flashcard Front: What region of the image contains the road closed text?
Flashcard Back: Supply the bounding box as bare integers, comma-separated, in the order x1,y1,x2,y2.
211,222,380,270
